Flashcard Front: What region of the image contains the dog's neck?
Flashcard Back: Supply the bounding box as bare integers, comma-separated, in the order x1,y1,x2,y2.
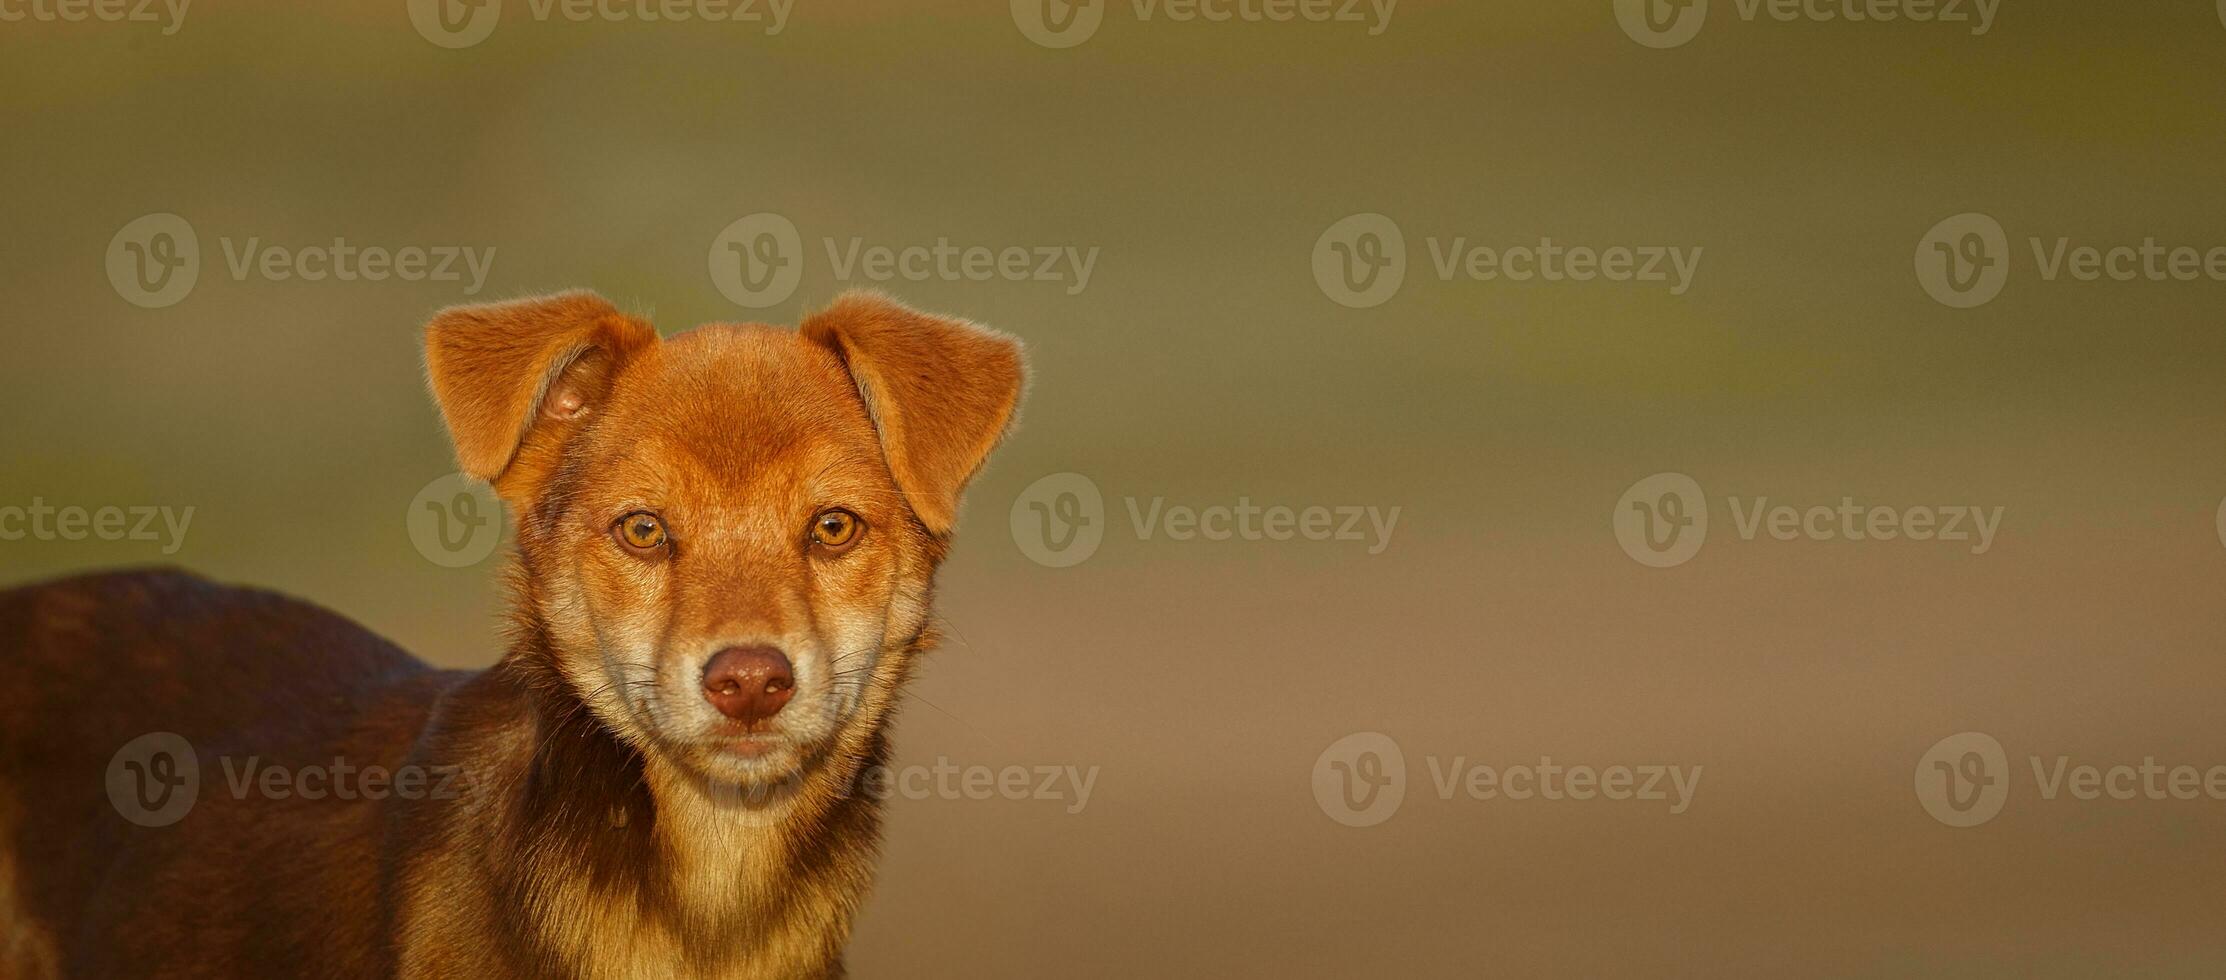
405,635,885,978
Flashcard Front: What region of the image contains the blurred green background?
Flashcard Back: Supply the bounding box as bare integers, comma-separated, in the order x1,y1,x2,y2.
4,1,2225,976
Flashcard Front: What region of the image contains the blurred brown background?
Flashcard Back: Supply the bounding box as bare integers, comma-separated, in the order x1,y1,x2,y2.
4,1,2226,976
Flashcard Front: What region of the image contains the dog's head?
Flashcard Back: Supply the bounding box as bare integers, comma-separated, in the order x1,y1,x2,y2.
423,291,1023,789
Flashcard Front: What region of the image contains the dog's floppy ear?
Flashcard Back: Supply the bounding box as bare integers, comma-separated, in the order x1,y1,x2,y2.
423,291,658,491
802,292,1025,536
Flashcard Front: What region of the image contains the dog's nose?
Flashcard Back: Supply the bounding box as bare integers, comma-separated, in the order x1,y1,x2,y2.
701,646,795,725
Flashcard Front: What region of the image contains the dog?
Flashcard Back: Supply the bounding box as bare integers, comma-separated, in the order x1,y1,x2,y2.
0,290,1026,978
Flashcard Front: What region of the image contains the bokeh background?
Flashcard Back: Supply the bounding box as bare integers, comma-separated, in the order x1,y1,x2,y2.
5,1,2226,976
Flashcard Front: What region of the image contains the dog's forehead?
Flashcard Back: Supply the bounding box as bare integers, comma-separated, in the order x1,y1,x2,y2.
628,325,852,415
601,324,883,480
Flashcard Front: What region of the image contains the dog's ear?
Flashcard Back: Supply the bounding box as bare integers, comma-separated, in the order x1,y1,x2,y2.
422,291,659,494
802,292,1025,536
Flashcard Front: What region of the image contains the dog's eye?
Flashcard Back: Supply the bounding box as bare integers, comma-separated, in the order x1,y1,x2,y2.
810,508,862,552
614,512,668,554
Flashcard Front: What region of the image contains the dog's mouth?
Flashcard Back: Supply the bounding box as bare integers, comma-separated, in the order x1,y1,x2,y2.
710,729,786,759
670,706,848,783
668,727,848,799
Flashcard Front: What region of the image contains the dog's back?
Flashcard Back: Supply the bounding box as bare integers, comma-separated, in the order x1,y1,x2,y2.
0,568,455,977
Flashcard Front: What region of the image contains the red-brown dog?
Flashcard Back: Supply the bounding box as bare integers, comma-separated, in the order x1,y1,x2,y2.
0,291,1025,978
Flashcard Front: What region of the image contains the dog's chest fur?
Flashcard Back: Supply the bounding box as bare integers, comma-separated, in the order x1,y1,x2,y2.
392,673,881,980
